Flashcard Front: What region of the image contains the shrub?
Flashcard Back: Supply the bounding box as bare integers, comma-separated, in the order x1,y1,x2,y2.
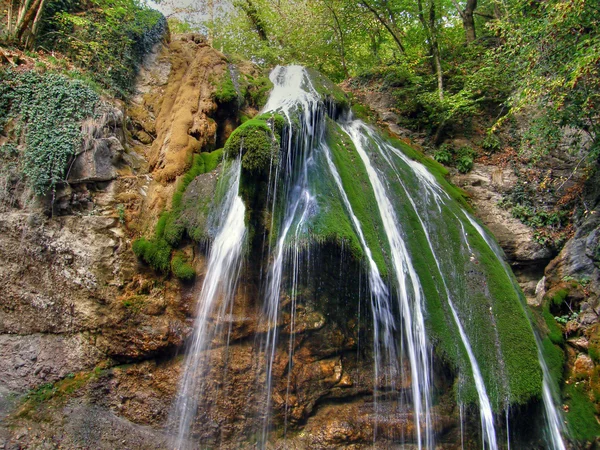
38,0,166,97
434,148,452,165
482,133,501,152
456,155,474,173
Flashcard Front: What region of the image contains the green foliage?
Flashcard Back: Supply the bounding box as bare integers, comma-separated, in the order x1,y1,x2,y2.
39,0,166,96
168,17,195,34
499,180,571,249
0,70,99,195
171,252,196,281
456,155,473,174
563,382,600,442
117,204,126,224
493,0,600,161
434,148,452,165
432,144,475,173
482,133,501,152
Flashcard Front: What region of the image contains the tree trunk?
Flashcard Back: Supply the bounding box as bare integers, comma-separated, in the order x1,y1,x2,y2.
324,0,349,78
451,0,477,43
361,0,405,54
418,0,443,99
15,0,42,42
463,0,477,43
429,2,443,100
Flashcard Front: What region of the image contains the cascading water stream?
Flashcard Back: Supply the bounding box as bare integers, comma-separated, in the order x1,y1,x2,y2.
322,141,398,432
465,215,567,450
360,112,563,449
170,159,246,449
258,65,322,443
347,121,498,450
341,121,435,449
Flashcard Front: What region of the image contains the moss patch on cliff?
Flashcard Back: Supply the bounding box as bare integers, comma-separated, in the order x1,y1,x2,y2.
132,148,223,276
306,67,349,112
15,370,103,419
213,70,239,104
324,119,389,275
563,382,600,442
541,337,565,386
225,113,283,173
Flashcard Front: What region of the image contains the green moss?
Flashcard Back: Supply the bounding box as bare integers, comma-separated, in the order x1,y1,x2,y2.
121,295,147,313
163,213,185,247
351,103,375,122
132,237,171,273
306,67,349,111
213,70,239,104
243,74,273,109
541,337,565,386
543,303,565,345
202,148,224,172
224,114,282,173
17,371,95,418
563,382,600,442
383,133,471,211
590,328,600,364
324,119,389,275
371,132,541,407
551,288,569,306
171,252,196,281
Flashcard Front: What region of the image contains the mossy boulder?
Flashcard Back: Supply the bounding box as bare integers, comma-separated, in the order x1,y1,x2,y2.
224,113,283,174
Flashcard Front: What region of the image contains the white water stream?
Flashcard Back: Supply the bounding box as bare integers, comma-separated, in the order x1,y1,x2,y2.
170,159,246,449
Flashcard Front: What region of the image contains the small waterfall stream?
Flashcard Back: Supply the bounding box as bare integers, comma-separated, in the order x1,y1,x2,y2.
169,158,246,450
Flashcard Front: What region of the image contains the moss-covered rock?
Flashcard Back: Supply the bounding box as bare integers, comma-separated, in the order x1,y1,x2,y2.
224,113,283,174
306,67,349,113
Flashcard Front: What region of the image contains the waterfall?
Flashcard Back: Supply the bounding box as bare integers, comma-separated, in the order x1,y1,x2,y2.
258,65,323,443
170,64,562,450
169,158,246,449
322,141,398,437
344,121,497,449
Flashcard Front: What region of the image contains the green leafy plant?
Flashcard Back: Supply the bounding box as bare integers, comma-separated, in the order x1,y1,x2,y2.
456,155,474,174
434,148,452,165
171,252,196,281
0,70,99,195
38,0,165,97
